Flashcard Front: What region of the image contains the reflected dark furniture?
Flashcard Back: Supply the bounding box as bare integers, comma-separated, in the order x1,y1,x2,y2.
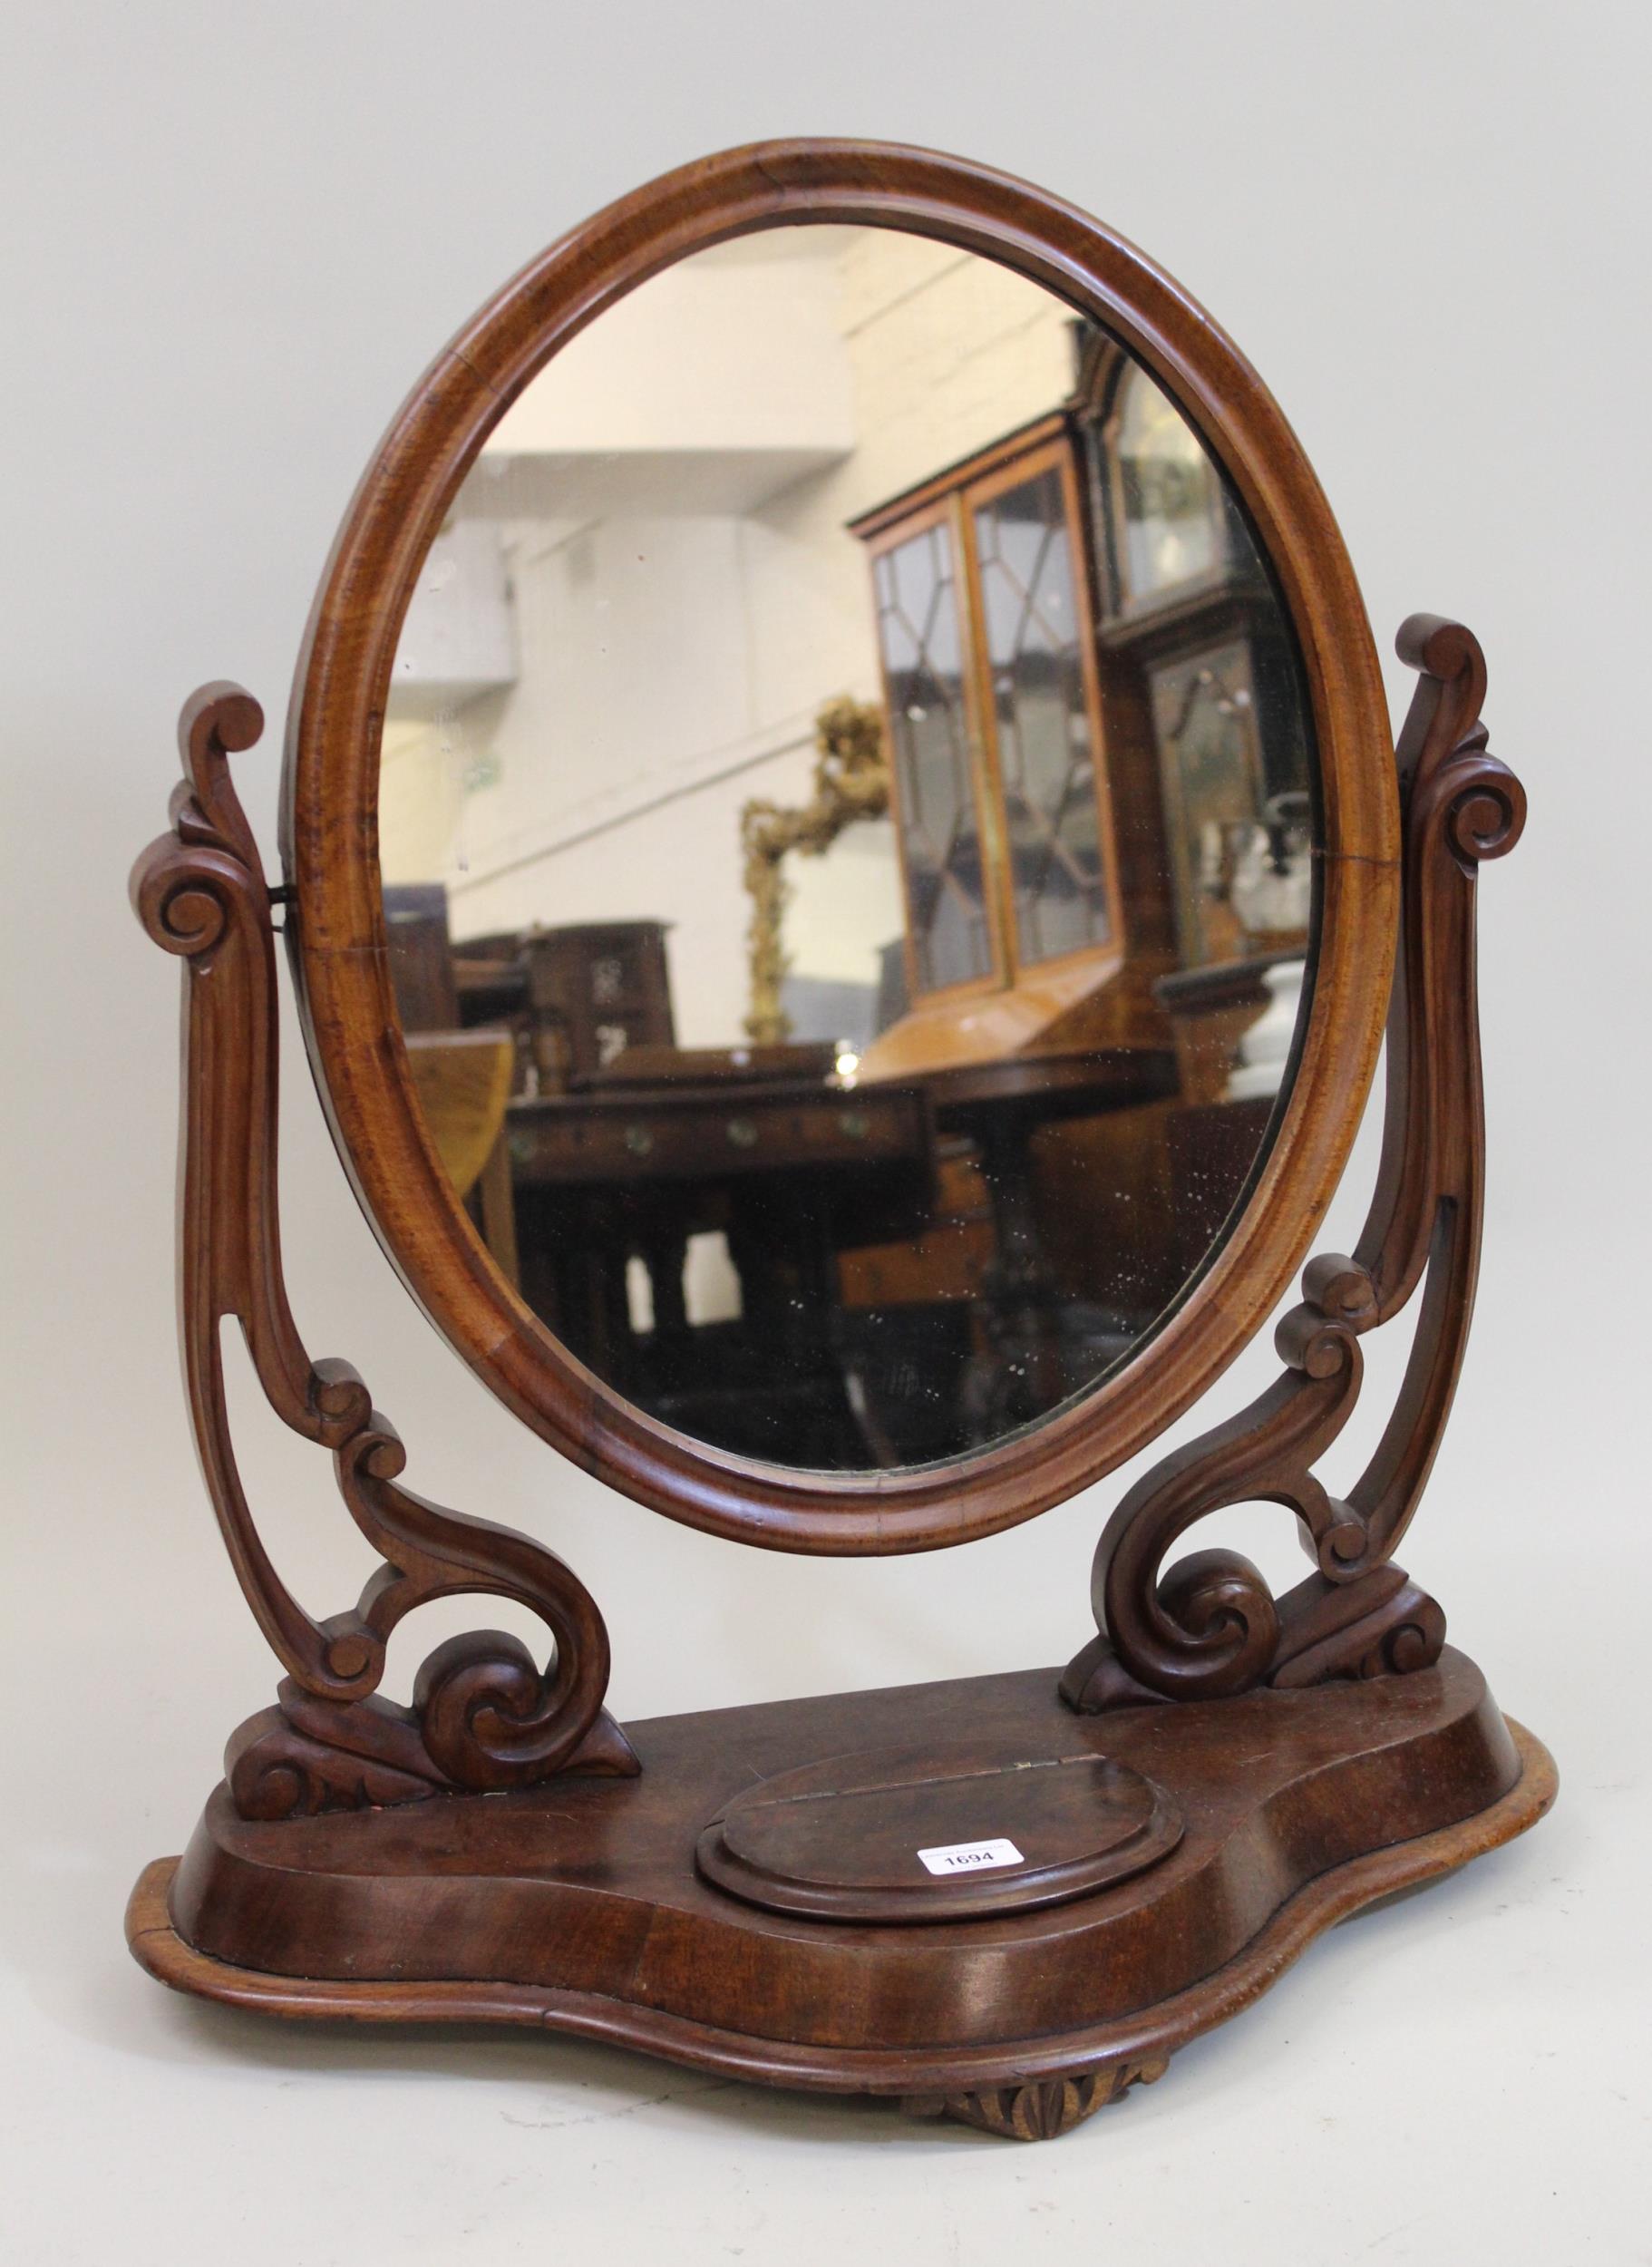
383,882,461,1032
508,1041,1196,1459
507,1065,934,1464
520,919,674,1089
382,883,519,1276
1154,950,1292,1104
1161,1096,1276,1279
441,919,677,1097
449,932,533,1089
850,336,1312,1096
1152,953,1301,1277
923,1048,1180,1432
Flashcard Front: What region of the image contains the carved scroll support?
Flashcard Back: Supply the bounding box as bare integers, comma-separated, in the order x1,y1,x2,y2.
1064,617,1525,1713
131,685,637,1816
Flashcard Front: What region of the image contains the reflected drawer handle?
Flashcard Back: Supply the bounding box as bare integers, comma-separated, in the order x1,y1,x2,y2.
624,1124,655,1158
725,1116,758,1149
838,1109,870,1141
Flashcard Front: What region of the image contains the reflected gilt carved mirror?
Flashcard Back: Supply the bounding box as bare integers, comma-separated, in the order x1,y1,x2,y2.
128,141,1552,2144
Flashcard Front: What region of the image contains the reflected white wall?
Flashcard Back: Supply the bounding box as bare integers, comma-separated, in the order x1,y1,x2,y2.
381,227,1073,1042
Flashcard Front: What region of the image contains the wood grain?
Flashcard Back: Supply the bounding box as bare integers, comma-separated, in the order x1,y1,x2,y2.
127,1660,1555,2136
695,1739,1183,1923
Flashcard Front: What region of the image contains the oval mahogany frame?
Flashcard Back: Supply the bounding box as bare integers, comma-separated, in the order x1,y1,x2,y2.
280,139,1398,1555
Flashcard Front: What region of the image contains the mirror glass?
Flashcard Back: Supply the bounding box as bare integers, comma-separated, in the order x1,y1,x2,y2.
379,226,1317,1470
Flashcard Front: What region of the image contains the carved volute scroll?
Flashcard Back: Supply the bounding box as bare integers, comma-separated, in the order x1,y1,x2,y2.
131,686,637,1816
741,696,889,1045
1064,617,1526,1712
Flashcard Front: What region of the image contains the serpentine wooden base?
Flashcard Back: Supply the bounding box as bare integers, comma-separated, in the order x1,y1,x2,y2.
128,1653,1553,2141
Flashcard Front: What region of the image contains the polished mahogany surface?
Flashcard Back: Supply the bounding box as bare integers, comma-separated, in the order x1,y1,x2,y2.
140,1654,1550,2129
696,1737,1183,1923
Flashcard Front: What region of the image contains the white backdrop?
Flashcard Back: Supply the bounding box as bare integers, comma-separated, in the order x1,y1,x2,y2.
2,5,1647,2262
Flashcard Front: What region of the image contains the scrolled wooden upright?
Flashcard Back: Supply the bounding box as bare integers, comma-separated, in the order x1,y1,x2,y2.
125,139,1554,2144
1063,613,1525,1714
131,686,637,1816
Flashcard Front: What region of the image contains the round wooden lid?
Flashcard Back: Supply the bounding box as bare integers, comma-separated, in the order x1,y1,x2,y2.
696,1738,1181,1923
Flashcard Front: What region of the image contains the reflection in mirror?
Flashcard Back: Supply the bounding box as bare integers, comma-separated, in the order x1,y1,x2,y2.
379,227,1316,1471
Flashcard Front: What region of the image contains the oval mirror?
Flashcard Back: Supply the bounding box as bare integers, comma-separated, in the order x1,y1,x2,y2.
289,147,1395,1546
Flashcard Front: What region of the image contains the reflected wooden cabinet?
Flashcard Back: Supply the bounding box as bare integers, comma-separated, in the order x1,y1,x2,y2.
853,420,1148,1076
520,919,675,1088
853,421,1117,1005
1084,345,1313,982
854,345,1313,1085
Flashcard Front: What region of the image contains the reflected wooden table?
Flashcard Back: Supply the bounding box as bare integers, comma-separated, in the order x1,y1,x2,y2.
502,1072,932,1462
920,1048,1181,1428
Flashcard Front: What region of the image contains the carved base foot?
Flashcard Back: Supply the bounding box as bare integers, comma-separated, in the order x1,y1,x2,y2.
902,2055,1169,2140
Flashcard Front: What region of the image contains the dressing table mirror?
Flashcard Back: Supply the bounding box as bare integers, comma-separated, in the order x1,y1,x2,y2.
127,141,1554,2143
